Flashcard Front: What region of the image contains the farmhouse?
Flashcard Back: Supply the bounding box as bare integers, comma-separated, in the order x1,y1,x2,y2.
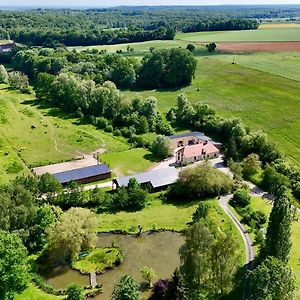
113,167,179,191
168,131,212,149
53,164,111,185
176,142,220,165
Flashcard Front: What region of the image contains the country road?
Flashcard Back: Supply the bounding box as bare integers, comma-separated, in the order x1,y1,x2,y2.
219,195,254,300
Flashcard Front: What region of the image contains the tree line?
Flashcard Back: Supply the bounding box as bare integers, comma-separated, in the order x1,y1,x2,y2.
9,47,197,89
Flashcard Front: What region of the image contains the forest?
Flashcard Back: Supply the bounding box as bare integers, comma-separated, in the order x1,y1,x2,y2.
0,7,262,46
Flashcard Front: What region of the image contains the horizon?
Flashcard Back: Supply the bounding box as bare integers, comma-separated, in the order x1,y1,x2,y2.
1,1,300,9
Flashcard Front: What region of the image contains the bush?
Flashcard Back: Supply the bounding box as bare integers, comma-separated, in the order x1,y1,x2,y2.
150,135,171,159
105,124,113,132
192,203,209,223
96,117,108,129
230,188,251,208
168,163,233,201
67,283,84,300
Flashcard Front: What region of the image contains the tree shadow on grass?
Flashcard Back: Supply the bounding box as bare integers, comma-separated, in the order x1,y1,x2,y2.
143,153,161,163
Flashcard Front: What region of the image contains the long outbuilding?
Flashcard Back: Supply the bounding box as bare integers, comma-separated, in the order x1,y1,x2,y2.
113,167,179,191
53,164,111,185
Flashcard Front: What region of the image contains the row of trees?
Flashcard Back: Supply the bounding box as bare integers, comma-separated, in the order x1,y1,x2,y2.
250,189,296,299
10,27,175,47
182,18,258,33
11,47,197,89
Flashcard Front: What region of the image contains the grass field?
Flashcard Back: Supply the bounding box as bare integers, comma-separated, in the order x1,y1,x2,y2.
124,57,300,166
15,285,63,300
176,27,300,42
100,148,159,177
0,85,131,182
214,52,300,82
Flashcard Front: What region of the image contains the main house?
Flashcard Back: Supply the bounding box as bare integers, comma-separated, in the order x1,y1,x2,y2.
168,131,212,149
175,142,220,165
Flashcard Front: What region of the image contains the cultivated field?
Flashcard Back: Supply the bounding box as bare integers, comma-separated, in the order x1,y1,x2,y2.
259,23,300,29
217,41,300,52
124,56,300,166
176,27,300,42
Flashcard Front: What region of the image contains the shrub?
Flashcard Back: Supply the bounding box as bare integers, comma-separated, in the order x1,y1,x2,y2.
230,188,251,208
192,203,209,223
141,266,156,288
150,135,171,159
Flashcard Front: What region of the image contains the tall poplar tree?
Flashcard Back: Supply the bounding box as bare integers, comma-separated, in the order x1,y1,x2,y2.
263,189,293,263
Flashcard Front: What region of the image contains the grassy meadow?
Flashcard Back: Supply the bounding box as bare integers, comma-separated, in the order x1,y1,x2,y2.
0,84,131,182
15,285,63,300
214,52,300,82
176,27,300,43
71,39,206,55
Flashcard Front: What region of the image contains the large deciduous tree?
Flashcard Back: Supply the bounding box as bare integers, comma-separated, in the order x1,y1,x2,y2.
0,230,30,300
250,256,296,300
150,135,171,159
48,208,98,261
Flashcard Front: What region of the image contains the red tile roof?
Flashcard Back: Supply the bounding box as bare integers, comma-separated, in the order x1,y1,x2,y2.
181,142,219,158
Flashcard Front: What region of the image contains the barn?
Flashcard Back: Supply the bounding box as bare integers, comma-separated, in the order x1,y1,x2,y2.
53,164,111,185
113,167,179,191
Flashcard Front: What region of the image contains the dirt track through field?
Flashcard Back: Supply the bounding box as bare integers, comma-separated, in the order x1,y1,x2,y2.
217,41,300,53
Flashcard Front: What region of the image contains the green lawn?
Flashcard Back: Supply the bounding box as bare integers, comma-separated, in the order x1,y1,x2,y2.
214,52,300,82
124,57,300,166
100,148,159,177
70,40,206,56
176,27,300,42
72,247,122,274
15,285,63,300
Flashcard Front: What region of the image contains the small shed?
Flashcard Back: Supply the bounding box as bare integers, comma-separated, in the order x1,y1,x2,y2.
113,167,179,191
53,164,111,185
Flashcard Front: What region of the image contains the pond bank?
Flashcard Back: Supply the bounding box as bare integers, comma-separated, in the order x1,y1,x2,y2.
42,231,185,299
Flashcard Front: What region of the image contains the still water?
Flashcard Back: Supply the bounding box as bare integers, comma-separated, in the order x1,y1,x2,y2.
44,232,185,299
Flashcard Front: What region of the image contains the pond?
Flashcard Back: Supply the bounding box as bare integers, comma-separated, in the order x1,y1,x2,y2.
43,231,185,299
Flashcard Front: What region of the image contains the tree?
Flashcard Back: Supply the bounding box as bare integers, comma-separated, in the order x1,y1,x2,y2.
141,266,156,288
250,257,296,300
186,44,196,52
38,173,62,194
192,202,209,223
262,190,293,263
169,163,233,201
67,283,84,300
0,230,30,300
165,269,187,300
8,71,29,91
111,274,140,300
242,153,261,178
211,234,240,296
206,43,216,52
230,188,251,208
150,135,171,159
179,222,214,298
48,208,98,261
0,64,8,83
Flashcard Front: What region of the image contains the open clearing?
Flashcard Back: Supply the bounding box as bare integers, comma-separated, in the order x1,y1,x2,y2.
176,28,300,43
125,57,300,166
217,41,300,52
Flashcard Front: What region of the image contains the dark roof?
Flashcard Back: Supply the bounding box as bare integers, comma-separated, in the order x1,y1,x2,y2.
168,131,211,141
114,167,179,189
53,164,111,184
